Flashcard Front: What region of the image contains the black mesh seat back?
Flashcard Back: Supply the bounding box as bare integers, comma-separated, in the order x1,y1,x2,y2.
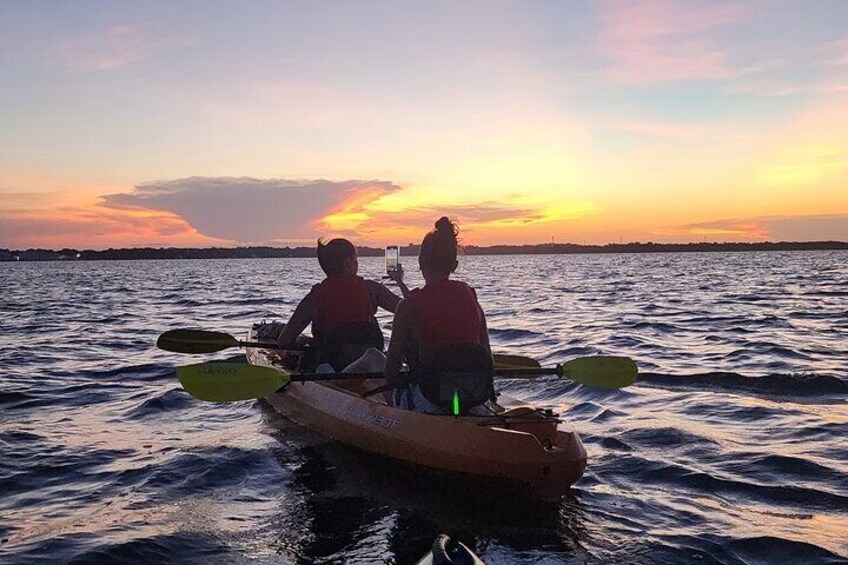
318,320,384,371
418,343,494,411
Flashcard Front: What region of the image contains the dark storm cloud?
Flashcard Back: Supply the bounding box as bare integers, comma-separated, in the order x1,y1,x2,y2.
100,177,400,243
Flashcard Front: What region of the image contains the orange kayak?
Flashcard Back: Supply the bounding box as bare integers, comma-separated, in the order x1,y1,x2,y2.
246,329,587,501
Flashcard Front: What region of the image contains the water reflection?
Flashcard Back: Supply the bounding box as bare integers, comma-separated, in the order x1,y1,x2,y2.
3,253,847,563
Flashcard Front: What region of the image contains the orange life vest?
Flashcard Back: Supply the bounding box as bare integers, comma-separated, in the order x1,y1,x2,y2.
309,275,377,340
407,280,483,349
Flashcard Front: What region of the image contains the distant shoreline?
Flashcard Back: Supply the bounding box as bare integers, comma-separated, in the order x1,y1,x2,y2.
2,241,847,261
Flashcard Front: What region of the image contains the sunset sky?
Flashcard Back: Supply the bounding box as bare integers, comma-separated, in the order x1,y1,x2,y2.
1,0,847,249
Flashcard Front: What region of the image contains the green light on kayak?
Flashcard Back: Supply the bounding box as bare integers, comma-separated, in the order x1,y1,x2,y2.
452,390,460,416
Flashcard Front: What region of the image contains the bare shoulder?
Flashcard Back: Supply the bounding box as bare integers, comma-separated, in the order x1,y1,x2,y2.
365,278,386,295
296,292,314,311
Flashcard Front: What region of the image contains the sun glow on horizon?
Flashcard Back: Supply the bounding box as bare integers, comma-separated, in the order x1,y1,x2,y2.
1,2,847,249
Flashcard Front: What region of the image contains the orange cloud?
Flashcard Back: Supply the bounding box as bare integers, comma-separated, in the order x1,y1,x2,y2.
0,169,122,207
0,172,228,249
319,191,600,246
0,205,229,249
681,219,769,240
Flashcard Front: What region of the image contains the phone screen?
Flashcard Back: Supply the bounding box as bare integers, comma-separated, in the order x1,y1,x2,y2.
385,246,400,273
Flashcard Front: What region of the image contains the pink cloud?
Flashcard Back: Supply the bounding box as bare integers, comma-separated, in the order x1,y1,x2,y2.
820,38,848,67
0,192,58,207
681,214,848,241
597,0,751,84
62,26,152,72
61,26,192,73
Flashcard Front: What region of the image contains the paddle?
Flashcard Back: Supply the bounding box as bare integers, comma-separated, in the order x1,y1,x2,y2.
157,329,294,354
176,356,638,402
493,354,541,370
158,328,540,370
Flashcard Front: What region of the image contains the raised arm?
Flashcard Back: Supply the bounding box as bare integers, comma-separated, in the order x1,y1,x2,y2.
479,309,493,361
368,280,403,314
387,265,412,299
383,299,414,385
276,294,314,348
470,288,493,360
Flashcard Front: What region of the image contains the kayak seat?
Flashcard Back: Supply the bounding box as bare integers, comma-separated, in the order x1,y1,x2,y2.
313,320,385,372
416,343,494,413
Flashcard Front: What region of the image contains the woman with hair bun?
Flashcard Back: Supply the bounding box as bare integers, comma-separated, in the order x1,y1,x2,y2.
383,217,495,413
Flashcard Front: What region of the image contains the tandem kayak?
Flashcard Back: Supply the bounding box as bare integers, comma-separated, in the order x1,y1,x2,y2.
245,328,587,501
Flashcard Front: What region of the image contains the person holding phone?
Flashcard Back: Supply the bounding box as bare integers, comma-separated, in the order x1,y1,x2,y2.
277,238,410,373
385,245,401,275
383,217,495,413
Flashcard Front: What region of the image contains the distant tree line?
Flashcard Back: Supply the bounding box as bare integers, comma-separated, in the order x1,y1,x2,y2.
0,246,390,262
463,241,848,255
2,241,847,262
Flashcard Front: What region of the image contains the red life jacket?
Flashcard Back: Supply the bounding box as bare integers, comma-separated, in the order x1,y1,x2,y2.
407,279,492,411
408,279,483,349
309,274,377,340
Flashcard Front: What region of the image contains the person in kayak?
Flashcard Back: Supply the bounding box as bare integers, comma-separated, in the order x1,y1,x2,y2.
277,238,410,372
383,217,495,413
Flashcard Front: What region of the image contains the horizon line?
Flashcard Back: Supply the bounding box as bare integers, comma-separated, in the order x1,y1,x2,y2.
4,240,848,256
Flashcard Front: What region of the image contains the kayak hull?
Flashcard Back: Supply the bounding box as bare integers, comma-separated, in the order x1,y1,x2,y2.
247,331,586,501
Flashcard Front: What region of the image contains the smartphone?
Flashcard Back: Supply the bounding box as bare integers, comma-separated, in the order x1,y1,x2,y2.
385,246,400,273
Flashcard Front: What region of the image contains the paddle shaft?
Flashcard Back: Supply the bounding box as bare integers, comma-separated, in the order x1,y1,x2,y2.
242,340,284,349
157,330,543,373
243,342,537,368
242,340,307,351
277,367,562,397
176,354,635,402
286,366,562,383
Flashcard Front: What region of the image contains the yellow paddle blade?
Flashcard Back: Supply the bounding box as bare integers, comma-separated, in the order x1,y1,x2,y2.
559,356,638,389
158,329,241,354
493,354,542,370
176,362,290,402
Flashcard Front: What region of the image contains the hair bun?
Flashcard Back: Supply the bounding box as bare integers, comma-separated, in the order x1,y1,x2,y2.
421,216,460,275
434,216,456,236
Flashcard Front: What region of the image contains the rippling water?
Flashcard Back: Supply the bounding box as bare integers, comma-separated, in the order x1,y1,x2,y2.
1,252,847,564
